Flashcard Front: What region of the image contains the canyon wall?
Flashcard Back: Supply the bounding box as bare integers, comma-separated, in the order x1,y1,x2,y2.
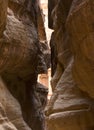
46,0,94,130
0,0,48,130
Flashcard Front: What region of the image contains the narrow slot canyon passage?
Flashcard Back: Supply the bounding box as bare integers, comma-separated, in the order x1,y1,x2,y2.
38,0,53,100
0,1,94,130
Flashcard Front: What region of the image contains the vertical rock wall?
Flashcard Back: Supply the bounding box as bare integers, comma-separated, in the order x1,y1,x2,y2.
46,0,94,130
0,0,48,130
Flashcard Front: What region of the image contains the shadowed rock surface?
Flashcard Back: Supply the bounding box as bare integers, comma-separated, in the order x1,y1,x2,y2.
0,0,48,130
46,0,94,130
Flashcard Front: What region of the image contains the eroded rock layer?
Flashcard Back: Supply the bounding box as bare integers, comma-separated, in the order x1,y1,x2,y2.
0,0,48,130
46,0,94,130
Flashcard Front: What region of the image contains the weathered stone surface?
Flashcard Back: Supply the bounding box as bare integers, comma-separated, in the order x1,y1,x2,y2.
0,103,17,130
0,1,47,77
48,0,57,29
67,0,94,98
46,0,94,130
0,77,31,130
0,0,8,37
0,0,48,130
0,9,38,77
50,32,58,77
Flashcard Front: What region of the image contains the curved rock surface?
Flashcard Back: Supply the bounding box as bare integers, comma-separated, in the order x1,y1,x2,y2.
0,0,48,130
46,0,94,130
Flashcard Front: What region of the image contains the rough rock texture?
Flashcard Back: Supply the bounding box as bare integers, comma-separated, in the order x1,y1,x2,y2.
0,77,31,130
0,102,17,130
0,0,8,38
46,0,94,130
0,0,48,130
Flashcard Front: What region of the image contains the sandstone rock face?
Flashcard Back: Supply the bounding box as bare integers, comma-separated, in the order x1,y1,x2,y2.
0,77,31,130
0,103,17,130
0,0,48,130
0,0,8,37
46,0,94,130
